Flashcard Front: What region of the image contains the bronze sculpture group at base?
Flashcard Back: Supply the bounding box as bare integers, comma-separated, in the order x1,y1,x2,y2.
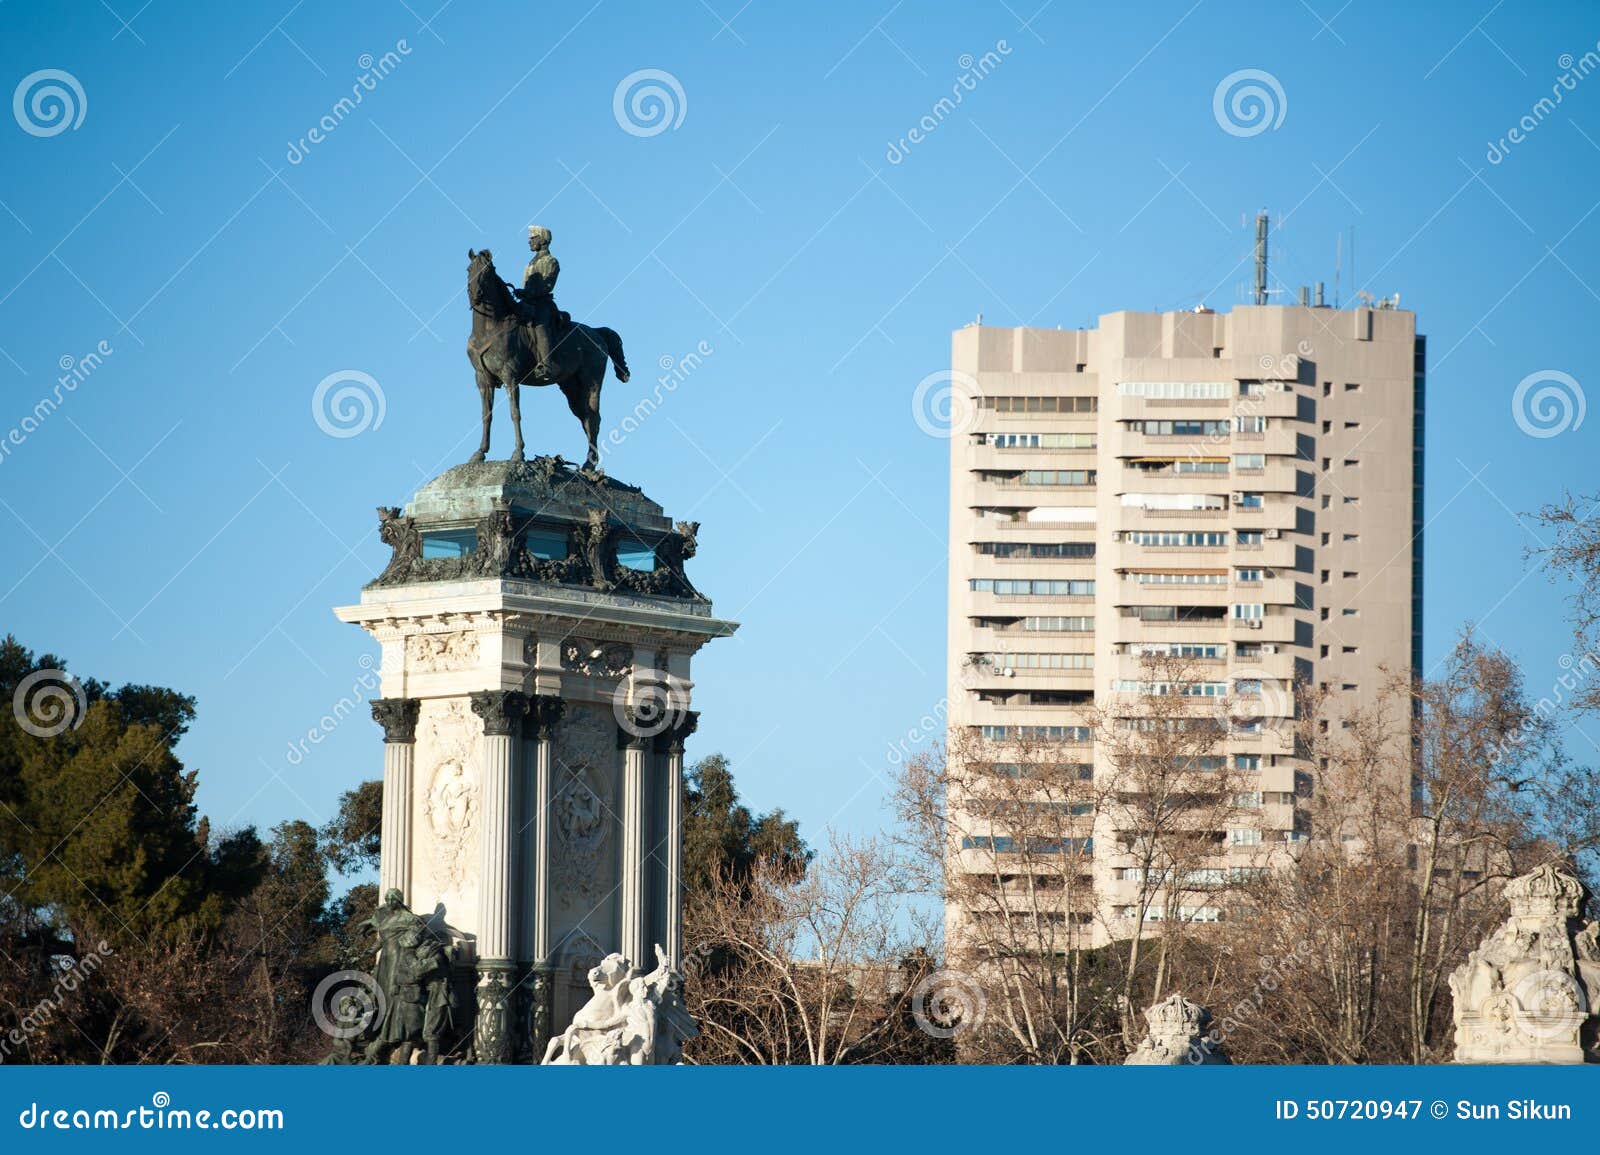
320,890,462,1065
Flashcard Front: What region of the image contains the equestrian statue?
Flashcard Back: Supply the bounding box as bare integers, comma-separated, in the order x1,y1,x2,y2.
466,226,629,470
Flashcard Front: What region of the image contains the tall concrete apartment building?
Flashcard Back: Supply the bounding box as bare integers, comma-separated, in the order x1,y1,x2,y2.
946,302,1424,946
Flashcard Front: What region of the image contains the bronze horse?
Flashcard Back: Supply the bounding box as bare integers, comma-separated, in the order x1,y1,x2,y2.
466,249,629,468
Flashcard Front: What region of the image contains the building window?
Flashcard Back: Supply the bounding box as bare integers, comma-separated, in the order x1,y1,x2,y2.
1236,530,1263,546
1232,791,1262,808
1126,419,1231,436
1234,492,1263,508
1236,568,1263,583
1115,381,1231,399
1126,571,1228,586
970,579,1095,596
1233,415,1267,433
979,395,1098,413
1230,828,1262,846
421,529,477,558
1120,493,1227,511
1021,616,1094,632
1123,530,1227,547
979,432,1096,449
1233,453,1266,470
1232,603,1264,620
976,542,1095,559
976,652,1094,671
1234,754,1261,771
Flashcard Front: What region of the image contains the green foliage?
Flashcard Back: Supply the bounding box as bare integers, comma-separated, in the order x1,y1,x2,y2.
320,778,383,875
683,752,810,897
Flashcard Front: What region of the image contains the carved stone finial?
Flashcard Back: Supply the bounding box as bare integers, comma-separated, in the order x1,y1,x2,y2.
1450,861,1599,1063
371,697,420,743
470,690,528,736
1125,994,1229,1065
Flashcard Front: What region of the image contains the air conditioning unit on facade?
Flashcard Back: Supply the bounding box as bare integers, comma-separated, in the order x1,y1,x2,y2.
1246,620,1263,630
1264,528,1281,539
1262,644,1279,654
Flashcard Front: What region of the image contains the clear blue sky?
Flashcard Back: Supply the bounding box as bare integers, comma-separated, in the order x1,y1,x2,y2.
2,1,1597,851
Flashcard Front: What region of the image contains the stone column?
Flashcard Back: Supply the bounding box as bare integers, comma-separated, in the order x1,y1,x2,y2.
370,698,420,902
617,713,650,968
656,712,698,968
522,694,564,1061
469,689,526,1064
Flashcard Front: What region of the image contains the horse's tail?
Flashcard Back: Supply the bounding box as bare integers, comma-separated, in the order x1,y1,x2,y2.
600,327,630,383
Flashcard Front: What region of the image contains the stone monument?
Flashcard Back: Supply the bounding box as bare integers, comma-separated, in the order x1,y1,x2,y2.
1125,994,1230,1065
1449,861,1600,1064
542,944,698,1065
333,230,736,1064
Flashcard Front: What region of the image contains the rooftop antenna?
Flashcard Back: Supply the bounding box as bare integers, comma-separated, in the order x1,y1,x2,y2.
1334,231,1342,309
1254,211,1269,305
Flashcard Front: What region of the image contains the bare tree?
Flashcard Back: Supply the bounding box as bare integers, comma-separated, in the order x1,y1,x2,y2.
682,832,933,1065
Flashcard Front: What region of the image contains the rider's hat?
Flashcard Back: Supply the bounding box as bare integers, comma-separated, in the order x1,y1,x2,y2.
527,224,552,246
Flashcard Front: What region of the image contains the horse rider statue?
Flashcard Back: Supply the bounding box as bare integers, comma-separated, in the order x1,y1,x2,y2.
514,225,567,379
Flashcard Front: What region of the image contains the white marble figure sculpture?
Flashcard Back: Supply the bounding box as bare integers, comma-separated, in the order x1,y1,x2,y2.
1125,993,1230,1065
1449,861,1600,1063
542,945,698,1065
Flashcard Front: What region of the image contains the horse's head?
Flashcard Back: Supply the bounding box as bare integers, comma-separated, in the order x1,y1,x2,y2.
467,248,509,315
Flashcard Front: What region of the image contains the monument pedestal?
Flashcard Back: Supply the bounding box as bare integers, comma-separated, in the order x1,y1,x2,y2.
336,458,736,1063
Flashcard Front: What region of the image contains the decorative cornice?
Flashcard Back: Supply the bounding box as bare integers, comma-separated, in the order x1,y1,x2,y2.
371,697,421,744
523,694,566,741
470,690,529,737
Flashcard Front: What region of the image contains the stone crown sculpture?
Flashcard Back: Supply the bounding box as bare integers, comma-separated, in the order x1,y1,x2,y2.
1125,993,1230,1065
1449,861,1600,1064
